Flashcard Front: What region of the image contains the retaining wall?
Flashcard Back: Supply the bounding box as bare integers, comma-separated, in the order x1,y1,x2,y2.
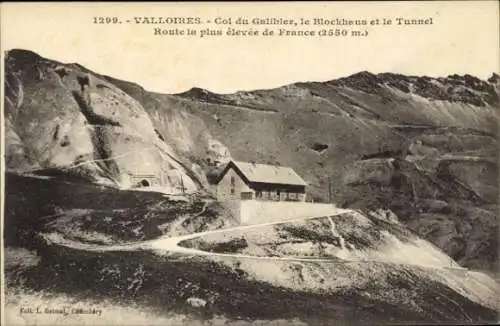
225,200,339,225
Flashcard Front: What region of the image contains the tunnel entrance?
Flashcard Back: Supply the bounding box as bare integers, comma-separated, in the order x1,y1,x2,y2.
128,173,158,188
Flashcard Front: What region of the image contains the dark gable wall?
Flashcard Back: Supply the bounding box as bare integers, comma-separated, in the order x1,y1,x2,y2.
216,165,253,201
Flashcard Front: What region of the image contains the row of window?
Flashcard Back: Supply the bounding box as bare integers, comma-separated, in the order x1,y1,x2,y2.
255,190,299,200
227,176,302,201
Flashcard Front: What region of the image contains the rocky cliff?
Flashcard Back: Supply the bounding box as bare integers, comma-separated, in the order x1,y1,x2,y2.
3,49,499,271
4,49,203,192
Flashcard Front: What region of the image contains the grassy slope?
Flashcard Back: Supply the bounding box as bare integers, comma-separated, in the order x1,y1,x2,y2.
4,173,236,248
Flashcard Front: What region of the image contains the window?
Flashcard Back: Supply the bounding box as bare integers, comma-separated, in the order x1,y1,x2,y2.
230,176,235,195
241,192,253,200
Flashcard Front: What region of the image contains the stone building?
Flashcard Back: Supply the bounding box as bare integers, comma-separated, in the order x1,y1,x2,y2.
215,160,307,202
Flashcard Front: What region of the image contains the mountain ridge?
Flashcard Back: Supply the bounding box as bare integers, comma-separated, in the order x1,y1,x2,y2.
6,47,499,98
173,70,500,102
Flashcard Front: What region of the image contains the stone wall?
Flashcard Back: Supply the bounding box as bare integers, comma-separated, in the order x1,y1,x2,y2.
225,200,339,225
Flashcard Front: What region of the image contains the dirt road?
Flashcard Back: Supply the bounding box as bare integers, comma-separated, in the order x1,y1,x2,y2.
41,207,469,271
42,208,352,261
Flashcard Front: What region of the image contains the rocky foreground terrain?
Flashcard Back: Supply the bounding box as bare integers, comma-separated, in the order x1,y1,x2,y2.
3,174,499,325
3,49,499,324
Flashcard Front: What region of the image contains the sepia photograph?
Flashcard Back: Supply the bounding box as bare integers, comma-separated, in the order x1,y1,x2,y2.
1,2,499,325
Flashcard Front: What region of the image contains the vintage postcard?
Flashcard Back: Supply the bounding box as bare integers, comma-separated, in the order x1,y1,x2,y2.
1,1,499,325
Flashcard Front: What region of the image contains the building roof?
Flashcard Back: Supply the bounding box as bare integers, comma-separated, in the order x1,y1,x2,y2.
218,160,308,186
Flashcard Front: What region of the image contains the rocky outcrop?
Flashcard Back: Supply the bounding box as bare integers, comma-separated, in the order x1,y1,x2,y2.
4,50,200,192
337,138,498,270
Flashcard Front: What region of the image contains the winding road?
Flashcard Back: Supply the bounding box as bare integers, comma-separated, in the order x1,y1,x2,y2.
42,209,351,257
41,208,469,271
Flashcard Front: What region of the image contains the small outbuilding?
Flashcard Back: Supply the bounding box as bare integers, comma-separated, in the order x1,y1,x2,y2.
215,160,307,202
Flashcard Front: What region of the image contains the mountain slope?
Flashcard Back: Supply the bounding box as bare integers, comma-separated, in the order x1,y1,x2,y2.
3,49,499,272
103,61,499,271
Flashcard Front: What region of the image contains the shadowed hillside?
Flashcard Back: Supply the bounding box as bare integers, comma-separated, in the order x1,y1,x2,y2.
3,174,499,325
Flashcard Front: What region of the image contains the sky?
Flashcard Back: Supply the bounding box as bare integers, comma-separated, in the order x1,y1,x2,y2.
1,1,499,94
